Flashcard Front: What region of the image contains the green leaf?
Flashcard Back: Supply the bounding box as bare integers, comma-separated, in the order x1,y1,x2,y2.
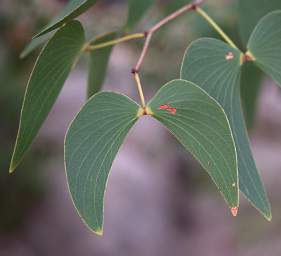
65,92,139,235
239,0,281,45
163,0,192,16
10,21,85,173
20,32,53,59
87,32,117,98
181,38,271,219
148,79,238,209
241,62,263,130
248,10,281,87
35,0,97,38
126,0,154,30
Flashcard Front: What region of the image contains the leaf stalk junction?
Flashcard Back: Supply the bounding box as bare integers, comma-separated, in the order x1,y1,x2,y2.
83,0,244,108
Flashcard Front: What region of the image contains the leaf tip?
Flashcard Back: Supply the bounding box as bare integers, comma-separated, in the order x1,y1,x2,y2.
9,168,15,174
265,212,272,222
9,159,17,174
231,207,239,217
95,228,104,236
19,52,27,59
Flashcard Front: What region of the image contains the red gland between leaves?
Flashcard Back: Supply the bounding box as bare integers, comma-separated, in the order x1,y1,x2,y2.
231,207,238,217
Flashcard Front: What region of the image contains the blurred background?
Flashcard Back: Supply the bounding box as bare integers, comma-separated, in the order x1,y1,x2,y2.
1,0,281,255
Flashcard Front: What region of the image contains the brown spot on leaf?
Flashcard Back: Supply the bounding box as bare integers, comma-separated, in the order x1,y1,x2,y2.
231,207,238,217
225,52,234,61
159,104,177,115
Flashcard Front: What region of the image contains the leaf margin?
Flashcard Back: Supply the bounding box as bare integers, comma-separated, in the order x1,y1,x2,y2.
180,37,272,220
34,0,98,38
10,20,85,173
64,90,141,235
147,78,239,209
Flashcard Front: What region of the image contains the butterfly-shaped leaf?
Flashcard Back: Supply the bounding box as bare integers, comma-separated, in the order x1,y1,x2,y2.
148,79,238,209
10,21,85,172
35,0,97,38
126,0,154,30
87,32,117,98
248,10,281,87
181,38,271,219
65,92,140,235
239,0,281,45
65,80,238,235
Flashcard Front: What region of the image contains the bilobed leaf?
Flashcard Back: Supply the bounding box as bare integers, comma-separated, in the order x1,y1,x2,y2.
126,0,154,30
10,21,85,172
148,79,238,208
241,62,263,130
35,0,97,38
20,32,53,59
181,38,271,219
88,32,117,98
65,92,139,235
239,0,281,45
248,11,281,87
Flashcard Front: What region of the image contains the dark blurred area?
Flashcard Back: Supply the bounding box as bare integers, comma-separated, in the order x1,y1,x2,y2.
1,0,281,255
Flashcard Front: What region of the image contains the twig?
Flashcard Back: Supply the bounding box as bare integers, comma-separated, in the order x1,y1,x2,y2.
132,0,205,73
85,0,205,107
85,33,145,51
132,71,146,108
133,32,152,73
195,7,238,50
130,0,205,106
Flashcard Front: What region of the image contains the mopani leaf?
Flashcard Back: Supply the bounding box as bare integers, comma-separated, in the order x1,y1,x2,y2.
65,92,140,235
10,21,85,173
148,79,239,209
181,38,271,220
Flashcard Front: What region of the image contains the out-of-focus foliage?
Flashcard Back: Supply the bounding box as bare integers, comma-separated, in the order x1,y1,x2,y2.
126,0,154,30
88,32,117,98
248,11,281,88
241,63,263,130
34,0,98,37
0,59,46,233
239,0,281,46
0,0,53,233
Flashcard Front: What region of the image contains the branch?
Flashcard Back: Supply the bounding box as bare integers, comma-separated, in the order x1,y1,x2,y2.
85,33,145,52
195,7,238,50
132,0,205,73
85,0,205,107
